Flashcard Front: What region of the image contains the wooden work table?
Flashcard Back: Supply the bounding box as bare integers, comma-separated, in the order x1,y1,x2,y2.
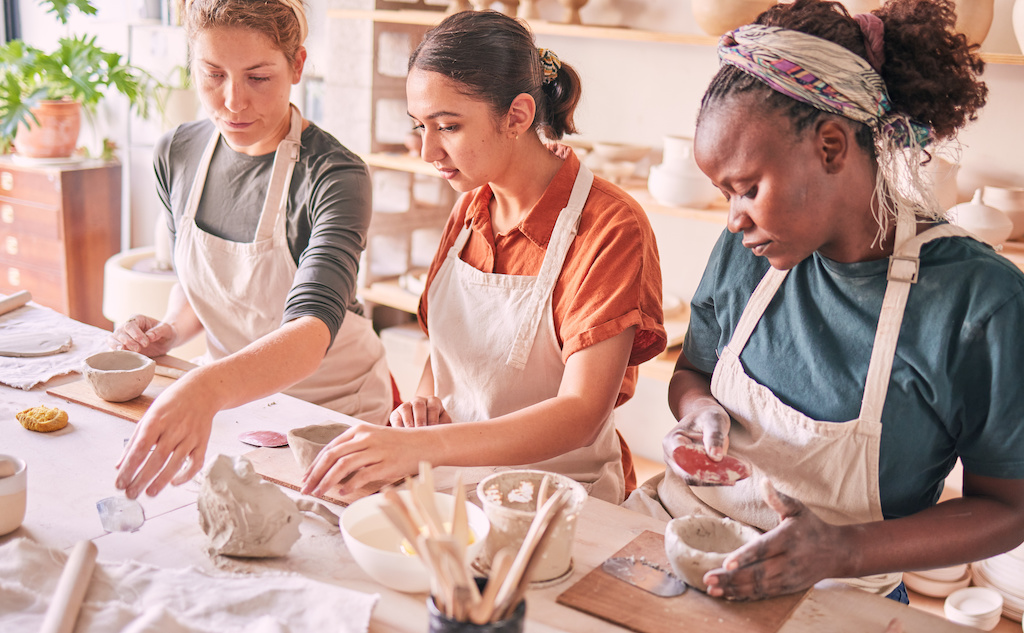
0,372,1003,633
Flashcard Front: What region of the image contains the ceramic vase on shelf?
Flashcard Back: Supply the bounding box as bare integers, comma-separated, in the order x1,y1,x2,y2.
953,0,993,47
948,189,1014,246
558,0,587,25
691,0,777,37
647,136,721,209
1014,0,1024,55
517,0,540,19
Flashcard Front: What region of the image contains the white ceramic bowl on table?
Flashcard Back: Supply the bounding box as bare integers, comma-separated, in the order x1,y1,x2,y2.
944,586,1004,631
82,350,155,402
340,489,490,593
664,515,761,593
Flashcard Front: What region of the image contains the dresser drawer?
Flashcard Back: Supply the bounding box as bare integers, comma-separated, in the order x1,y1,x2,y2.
0,166,61,207
0,262,66,313
0,231,64,271
0,200,61,240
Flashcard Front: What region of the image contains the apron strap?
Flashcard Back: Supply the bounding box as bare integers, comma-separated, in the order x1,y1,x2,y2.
181,130,222,223
725,266,789,354
505,164,594,369
858,213,973,423
254,105,304,242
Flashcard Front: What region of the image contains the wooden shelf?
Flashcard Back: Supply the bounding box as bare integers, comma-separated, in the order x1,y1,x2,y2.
359,279,421,314
329,9,1024,65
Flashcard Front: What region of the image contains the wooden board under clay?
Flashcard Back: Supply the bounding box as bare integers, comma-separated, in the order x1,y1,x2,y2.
46,374,176,422
244,446,392,508
557,530,809,633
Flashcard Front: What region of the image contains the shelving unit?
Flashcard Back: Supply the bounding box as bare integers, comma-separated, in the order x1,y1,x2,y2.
327,8,1024,66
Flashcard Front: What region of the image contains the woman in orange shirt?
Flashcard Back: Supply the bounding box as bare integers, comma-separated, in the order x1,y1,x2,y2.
303,10,664,503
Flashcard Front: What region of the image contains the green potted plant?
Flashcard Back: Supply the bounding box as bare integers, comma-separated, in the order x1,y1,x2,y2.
0,0,160,158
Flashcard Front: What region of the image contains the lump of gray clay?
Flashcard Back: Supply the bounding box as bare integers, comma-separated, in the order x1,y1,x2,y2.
198,454,301,558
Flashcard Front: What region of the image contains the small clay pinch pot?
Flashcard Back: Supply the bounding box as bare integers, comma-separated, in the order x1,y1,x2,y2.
287,422,351,470
82,350,156,402
664,515,761,593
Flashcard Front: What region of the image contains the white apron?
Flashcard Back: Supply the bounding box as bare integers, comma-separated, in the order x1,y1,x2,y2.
427,164,625,504
173,106,392,424
629,208,971,595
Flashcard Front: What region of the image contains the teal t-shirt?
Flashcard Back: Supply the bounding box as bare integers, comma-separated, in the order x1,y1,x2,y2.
683,229,1024,519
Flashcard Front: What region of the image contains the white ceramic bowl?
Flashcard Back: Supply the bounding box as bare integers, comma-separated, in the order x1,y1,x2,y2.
340,489,490,593
590,142,650,163
664,515,761,593
287,422,351,470
0,455,27,536
82,350,155,402
945,586,1004,631
647,163,721,209
904,569,971,598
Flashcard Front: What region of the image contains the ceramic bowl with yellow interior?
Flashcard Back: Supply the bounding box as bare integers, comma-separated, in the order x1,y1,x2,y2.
340,489,490,593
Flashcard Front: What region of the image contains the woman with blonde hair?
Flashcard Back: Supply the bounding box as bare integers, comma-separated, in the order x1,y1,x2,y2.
112,0,392,499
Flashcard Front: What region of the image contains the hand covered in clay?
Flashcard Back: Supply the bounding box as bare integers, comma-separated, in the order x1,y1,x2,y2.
115,374,215,498
663,400,732,485
704,480,843,600
108,313,177,357
301,423,424,497
390,396,452,427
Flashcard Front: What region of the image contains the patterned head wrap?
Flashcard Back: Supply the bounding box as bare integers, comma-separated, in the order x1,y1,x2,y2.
718,24,942,244
538,48,561,85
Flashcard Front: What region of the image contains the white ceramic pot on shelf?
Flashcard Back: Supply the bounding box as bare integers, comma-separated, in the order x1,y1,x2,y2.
647,135,721,209
948,188,1014,246
982,185,1024,241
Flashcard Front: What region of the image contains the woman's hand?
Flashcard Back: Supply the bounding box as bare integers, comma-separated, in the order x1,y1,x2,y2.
301,424,426,496
663,400,732,485
108,314,177,357
390,396,452,427
704,480,844,600
114,374,216,498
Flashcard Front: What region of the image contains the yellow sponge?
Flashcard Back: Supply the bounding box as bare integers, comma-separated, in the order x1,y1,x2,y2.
17,405,69,433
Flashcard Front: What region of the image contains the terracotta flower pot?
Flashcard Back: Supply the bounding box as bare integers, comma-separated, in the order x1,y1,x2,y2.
691,0,778,37
13,99,82,159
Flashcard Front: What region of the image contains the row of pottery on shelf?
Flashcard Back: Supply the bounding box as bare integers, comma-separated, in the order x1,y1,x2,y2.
452,0,588,25
948,187,1024,246
691,0,996,49
647,136,721,209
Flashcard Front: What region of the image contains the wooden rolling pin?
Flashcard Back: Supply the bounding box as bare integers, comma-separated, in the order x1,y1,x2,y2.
0,290,31,317
39,540,98,633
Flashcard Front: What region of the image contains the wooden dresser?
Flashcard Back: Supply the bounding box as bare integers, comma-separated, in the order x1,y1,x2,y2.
0,158,121,330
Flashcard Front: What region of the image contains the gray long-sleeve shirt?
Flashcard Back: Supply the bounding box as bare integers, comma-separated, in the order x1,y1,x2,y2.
154,119,372,345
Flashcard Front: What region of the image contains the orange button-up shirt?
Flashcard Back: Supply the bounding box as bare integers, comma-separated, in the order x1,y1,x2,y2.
418,150,666,407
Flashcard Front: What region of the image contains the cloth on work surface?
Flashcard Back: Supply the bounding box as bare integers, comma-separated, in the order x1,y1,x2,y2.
0,303,109,390
0,538,378,633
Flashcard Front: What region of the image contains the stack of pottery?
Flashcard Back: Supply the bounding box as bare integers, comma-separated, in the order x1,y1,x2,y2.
647,136,720,209
947,189,1014,246
972,541,1024,622
903,564,972,598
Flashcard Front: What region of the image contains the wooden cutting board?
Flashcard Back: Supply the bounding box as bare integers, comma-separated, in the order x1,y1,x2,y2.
46,375,176,422
244,446,394,507
557,530,809,633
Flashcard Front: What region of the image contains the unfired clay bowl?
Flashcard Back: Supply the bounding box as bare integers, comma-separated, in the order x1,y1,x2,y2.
82,350,155,402
0,455,27,536
287,422,351,470
664,515,761,593
476,469,587,584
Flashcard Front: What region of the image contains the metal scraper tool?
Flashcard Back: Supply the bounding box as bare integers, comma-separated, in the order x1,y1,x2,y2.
601,556,688,597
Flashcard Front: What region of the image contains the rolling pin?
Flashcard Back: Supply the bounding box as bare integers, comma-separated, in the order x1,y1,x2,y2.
0,290,31,317
39,540,98,633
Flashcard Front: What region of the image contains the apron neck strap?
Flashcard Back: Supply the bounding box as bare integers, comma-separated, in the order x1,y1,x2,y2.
505,163,594,369
254,105,303,241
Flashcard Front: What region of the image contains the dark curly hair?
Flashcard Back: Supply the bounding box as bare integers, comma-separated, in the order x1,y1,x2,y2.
698,0,987,150
408,10,581,140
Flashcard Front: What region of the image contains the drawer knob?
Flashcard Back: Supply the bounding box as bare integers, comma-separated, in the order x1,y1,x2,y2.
4,236,16,256
0,172,11,191
1,204,11,224
7,267,19,286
